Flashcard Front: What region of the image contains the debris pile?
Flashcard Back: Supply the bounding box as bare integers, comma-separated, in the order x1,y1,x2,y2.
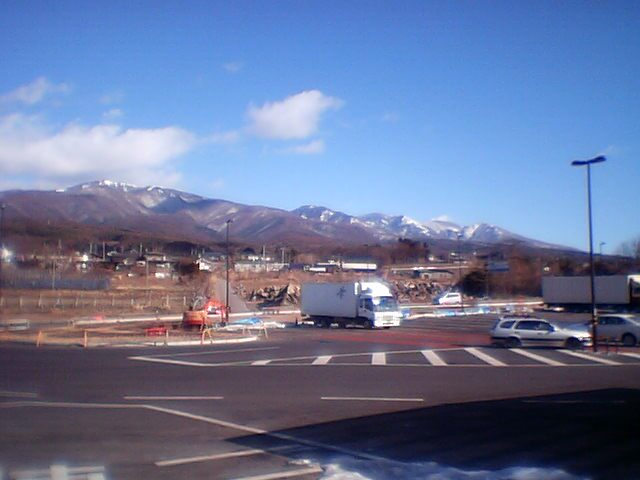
243,284,301,307
392,281,440,302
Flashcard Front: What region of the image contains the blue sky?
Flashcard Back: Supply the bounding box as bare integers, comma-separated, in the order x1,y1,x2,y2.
0,1,638,252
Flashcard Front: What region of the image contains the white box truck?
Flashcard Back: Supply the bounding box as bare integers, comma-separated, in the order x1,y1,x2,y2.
542,274,640,311
301,281,402,328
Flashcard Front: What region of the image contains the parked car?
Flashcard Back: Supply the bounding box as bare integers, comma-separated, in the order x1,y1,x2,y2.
433,292,462,305
490,317,592,349
597,314,640,346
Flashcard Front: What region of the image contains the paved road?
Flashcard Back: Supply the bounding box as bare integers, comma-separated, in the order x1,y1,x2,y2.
1,317,639,480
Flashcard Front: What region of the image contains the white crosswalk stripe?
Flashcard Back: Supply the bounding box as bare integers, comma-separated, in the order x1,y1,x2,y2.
560,350,622,365
511,348,566,366
132,347,640,369
421,349,447,366
464,347,506,366
371,352,386,365
251,360,272,366
621,352,640,360
312,355,332,365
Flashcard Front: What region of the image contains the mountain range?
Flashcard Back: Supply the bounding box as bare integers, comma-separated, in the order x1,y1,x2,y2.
0,180,567,250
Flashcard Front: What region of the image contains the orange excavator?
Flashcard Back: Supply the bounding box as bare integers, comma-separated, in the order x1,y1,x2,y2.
182,296,225,329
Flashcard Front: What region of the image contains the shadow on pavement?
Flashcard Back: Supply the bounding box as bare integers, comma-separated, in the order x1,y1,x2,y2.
233,388,640,479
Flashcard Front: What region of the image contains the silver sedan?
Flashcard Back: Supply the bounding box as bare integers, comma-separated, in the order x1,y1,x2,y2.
597,314,640,346
490,317,592,349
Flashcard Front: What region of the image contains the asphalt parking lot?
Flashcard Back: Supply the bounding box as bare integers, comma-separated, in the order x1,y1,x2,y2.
1,314,639,480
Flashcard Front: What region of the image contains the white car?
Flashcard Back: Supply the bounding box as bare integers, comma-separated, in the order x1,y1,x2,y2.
597,314,640,346
434,292,462,305
490,317,592,349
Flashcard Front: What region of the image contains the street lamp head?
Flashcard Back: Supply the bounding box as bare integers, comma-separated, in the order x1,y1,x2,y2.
571,155,606,167
226,218,233,225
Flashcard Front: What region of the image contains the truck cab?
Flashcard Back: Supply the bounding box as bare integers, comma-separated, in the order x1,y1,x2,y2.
357,287,402,328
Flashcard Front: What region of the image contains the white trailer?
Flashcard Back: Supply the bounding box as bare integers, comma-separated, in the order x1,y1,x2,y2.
542,275,640,310
301,281,402,328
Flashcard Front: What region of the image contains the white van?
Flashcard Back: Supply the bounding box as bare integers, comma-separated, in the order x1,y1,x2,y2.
435,292,462,305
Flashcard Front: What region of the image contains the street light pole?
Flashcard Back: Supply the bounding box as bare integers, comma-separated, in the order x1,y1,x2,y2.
457,232,464,311
224,219,233,325
571,155,606,353
0,204,5,312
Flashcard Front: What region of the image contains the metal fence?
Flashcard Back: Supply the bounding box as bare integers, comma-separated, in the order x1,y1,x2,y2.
1,271,111,290
0,291,195,314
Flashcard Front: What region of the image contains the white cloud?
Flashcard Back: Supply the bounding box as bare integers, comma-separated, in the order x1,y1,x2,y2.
204,130,241,144
103,108,123,120
223,62,243,74
381,112,400,123
432,215,452,222
247,90,343,140
210,179,225,190
280,139,325,155
0,113,195,187
99,90,125,105
0,77,71,106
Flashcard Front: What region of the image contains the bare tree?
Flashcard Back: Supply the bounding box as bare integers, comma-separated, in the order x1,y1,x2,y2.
617,236,640,260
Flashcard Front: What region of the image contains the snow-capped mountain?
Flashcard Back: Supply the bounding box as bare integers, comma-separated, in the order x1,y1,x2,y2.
0,181,567,249
292,205,561,248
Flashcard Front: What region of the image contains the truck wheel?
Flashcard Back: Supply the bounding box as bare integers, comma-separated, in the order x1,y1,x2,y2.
622,333,637,347
364,319,374,329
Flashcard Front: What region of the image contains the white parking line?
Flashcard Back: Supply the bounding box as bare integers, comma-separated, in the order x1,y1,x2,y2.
251,360,272,366
511,349,566,366
230,466,324,480
312,355,332,365
146,347,280,359
0,390,38,398
560,350,622,365
321,396,424,402
621,352,640,360
421,350,447,366
371,352,386,365
129,356,210,367
125,396,223,401
11,465,105,480
156,448,265,467
464,348,506,366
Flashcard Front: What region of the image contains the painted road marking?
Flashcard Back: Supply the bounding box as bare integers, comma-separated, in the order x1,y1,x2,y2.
560,350,622,366
0,390,38,398
156,448,266,467
421,349,447,366
252,360,272,366
129,347,640,369
125,396,223,401
511,348,566,366
0,400,389,464
371,352,386,365
464,347,506,366
312,355,332,365
321,396,424,402
11,465,105,480
129,356,210,367
230,466,324,480
145,347,280,359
